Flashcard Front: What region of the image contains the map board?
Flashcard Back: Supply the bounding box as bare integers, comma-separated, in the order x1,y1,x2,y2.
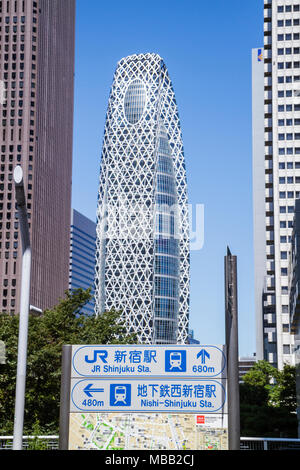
61,345,228,450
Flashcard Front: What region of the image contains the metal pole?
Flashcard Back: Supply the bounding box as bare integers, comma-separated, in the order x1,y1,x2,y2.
13,166,32,450
225,247,240,450
59,345,72,450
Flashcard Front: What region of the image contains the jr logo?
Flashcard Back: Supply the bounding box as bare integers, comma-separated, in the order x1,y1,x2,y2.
85,350,108,364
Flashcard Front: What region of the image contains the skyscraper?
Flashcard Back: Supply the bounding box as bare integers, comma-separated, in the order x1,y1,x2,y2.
0,0,75,313
252,0,300,368
95,53,190,344
288,198,300,436
69,209,96,316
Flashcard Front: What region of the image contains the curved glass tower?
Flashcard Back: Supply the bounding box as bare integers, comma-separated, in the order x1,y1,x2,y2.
95,53,190,344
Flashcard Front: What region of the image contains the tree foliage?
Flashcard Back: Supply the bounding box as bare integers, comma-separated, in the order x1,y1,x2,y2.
0,288,136,434
240,360,298,438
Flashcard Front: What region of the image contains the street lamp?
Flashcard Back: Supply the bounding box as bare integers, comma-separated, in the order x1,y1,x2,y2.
12,166,32,450
30,305,43,316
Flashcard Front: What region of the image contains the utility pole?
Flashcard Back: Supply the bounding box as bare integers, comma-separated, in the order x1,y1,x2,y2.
12,166,32,450
224,246,240,450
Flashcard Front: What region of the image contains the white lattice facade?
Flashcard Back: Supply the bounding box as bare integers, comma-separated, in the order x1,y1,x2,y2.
95,53,190,344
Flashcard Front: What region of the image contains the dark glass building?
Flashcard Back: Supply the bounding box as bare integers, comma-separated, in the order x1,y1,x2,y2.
69,209,96,316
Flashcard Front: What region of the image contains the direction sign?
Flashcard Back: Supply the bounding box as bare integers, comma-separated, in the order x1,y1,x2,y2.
70,378,227,414
71,345,226,379
60,344,229,450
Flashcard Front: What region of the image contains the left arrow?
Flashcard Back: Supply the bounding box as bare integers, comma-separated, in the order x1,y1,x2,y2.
83,383,105,398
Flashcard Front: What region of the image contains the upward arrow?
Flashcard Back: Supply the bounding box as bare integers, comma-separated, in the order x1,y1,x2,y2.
197,349,210,364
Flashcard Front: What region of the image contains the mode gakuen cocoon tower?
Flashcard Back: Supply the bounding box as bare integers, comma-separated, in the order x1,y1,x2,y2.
95,53,190,344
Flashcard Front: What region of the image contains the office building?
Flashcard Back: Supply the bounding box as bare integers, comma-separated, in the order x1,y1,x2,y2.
0,0,75,313
69,209,96,316
238,355,257,383
95,53,190,344
252,0,300,368
288,197,300,436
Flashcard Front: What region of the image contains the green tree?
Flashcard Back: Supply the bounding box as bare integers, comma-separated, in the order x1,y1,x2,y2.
240,360,298,438
0,288,136,435
276,364,297,413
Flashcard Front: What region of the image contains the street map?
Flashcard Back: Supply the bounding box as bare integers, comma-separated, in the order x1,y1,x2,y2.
68,412,228,450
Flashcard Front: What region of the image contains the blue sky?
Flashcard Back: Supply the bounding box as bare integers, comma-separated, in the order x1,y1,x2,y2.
72,0,264,356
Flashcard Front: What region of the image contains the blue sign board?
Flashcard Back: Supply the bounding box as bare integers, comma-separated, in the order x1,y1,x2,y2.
70,378,227,414
72,345,226,379
69,345,227,415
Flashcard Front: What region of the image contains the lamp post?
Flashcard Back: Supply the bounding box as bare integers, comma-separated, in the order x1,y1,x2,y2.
12,166,32,450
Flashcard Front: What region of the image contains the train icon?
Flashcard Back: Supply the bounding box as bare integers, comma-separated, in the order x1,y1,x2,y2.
114,386,127,404
165,350,187,372
169,352,183,370
110,384,131,406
